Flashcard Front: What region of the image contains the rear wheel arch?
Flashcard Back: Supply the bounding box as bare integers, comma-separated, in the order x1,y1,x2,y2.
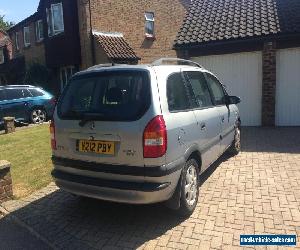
177,157,200,216
165,148,202,211
29,105,47,115
186,150,202,173
29,105,46,113
184,144,202,170
237,117,241,128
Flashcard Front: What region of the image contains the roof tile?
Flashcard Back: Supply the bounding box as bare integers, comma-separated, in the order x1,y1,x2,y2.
175,0,300,47
94,33,139,61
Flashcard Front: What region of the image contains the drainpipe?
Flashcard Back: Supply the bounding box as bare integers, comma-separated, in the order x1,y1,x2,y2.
88,0,96,66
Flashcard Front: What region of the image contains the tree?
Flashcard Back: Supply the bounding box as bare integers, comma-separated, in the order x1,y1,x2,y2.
0,15,14,31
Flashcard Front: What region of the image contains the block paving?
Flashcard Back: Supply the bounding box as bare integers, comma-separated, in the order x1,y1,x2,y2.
0,127,300,249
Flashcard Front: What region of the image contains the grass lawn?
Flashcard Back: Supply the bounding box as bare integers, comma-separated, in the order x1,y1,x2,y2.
0,124,52,198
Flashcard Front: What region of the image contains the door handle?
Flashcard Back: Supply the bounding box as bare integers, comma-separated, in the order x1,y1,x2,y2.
221,116,225,123
200,123,206,130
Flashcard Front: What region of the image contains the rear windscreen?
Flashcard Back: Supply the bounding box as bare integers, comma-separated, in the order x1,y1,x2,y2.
57,70,151,121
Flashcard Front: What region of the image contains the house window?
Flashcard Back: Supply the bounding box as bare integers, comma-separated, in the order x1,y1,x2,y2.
36,20,44,41
15,32,20,51
47,3,64,37
145,12,155,38
24,27,31,47
60,66,76,91
0,49,4,64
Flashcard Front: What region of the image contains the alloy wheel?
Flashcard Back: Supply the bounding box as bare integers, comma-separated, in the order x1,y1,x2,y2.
235,127,241,151
31,109,46,124
184,164,198,206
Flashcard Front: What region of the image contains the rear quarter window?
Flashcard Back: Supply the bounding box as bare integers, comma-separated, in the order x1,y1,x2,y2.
28,88,45,97
167,73,191,112
57,70,151,121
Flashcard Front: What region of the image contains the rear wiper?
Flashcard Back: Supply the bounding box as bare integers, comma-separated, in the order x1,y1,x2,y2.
78,113,105,127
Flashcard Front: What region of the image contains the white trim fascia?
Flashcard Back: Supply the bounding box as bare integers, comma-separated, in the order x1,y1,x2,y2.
92,30,123,37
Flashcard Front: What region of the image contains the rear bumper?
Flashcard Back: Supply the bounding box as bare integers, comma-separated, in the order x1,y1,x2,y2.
51,156,184,204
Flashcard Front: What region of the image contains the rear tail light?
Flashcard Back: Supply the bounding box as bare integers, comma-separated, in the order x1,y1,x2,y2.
143,115,167,158
50,120,56,150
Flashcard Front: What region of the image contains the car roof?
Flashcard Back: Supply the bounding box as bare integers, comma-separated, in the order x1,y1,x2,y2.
74,64,209,78
0,85,41,89
0,85,36,89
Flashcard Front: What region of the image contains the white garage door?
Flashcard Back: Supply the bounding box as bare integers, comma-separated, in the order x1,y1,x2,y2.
192,52,262,126
276,48,300,126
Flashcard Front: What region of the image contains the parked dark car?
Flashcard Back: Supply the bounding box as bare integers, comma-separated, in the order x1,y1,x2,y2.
0,85,55,124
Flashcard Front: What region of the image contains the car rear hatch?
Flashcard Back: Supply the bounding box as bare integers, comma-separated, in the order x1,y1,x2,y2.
52,68,164,174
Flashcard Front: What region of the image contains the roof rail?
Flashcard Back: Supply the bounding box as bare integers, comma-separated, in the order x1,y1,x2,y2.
0,85,36,88
151,58,203,68
86,63,120,71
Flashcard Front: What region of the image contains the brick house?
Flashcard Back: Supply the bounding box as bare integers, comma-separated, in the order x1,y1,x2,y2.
77,0,190,68
5,0,189,94
7,0,81,95
0,30,14,85
174,0,300,127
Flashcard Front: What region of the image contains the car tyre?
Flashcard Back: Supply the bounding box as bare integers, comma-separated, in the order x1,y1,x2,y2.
30,108,47,124
228,126,241,155
178,158,199,217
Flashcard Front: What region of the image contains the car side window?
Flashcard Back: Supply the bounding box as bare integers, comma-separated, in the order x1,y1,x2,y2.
205,73,226,105
5,89,24,100
0,90,6,101
185,71,213,109
167,73,191,112
28,89,44,97
22,89,32,98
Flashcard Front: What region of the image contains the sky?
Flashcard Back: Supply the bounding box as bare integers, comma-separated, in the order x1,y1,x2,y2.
0,0,40,24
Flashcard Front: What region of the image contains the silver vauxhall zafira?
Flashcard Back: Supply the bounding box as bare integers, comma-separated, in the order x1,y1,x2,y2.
51,58,241,216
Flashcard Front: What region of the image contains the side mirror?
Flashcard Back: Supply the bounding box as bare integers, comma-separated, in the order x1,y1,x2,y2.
226,96,241,105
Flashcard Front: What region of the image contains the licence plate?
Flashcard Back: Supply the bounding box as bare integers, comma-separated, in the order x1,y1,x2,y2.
78,140,115,155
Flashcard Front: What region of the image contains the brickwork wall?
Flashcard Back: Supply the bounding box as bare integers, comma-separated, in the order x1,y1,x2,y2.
262,41,277,126
77,0,190,69
10,22,46,66
95,42,110,64
0,161,13,203
77,0,93,69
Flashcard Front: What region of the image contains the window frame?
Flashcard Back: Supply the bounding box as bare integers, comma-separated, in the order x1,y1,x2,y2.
15,32,20,51
144,12,155,38
0,48,4,64
47,3,65,37
28,88,44,97
23,26,31,47
204,73,227,106
36,20,44,42
60,66,77,91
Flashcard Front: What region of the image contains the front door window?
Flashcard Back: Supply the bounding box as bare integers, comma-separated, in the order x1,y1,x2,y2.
205,73,226,106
